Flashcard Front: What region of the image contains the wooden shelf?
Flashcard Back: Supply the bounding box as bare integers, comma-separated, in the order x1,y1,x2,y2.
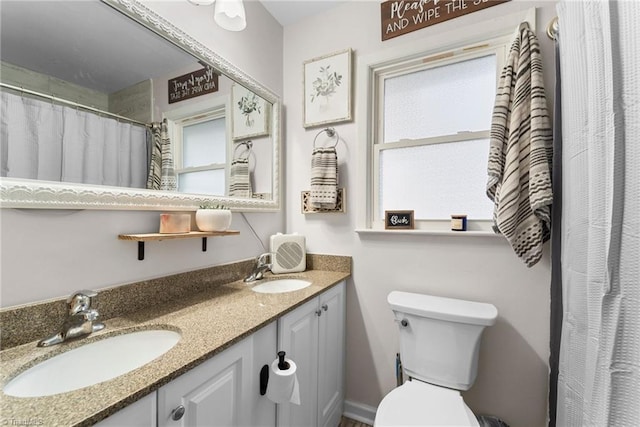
118,230,239,260
118,230,239,241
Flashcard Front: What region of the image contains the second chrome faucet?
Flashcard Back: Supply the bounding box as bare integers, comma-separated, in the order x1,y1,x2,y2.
244,253,272,283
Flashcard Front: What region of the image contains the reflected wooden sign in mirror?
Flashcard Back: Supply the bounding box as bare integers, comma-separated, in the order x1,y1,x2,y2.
0,0,280,211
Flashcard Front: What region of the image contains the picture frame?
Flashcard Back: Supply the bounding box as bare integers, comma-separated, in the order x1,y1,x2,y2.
232,84,269,140
303,48,352,128
384,210,415,230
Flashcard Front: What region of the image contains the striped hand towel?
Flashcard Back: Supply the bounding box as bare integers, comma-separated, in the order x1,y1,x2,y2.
310,146,338,209
228,158,252,198
146,119,177,191
486,23,553,267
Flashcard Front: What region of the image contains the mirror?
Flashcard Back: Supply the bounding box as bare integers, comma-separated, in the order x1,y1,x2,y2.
0,0,280,211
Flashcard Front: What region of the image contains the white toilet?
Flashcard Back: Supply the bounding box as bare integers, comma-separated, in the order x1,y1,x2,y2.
374,291,498,426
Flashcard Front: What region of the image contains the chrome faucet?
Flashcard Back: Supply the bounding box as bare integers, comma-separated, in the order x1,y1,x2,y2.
244,253,272,282
37,290,106,347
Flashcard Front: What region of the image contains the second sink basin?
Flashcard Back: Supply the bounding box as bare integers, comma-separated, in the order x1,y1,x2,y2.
3,329,181,398
251,279,311,294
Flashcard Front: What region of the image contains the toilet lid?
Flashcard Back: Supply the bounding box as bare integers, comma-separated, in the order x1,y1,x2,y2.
374,380,479,427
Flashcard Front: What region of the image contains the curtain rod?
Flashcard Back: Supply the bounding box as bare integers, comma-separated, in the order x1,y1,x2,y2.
0,82,150,127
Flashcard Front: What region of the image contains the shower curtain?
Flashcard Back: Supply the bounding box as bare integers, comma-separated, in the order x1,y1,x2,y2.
556,1,640,425
0,91,147,188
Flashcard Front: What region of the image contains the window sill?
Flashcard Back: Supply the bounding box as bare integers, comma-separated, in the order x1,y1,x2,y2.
355,228,502,237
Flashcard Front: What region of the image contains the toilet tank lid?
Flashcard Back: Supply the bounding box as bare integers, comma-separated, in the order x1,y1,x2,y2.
388,291,498,326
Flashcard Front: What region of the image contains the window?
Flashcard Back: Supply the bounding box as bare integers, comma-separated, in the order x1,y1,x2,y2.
171,106,229,195
369,37,510,231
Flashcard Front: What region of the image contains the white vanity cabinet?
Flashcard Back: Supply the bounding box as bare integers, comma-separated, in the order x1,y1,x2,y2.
95,392,157,427
95,282,346,427
157,321,277,427
276,281,346,427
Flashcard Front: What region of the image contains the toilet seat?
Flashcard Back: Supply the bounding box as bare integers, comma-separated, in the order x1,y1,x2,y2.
374,380,479,426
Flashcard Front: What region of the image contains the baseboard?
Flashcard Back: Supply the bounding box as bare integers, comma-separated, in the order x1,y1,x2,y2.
343,400,377,425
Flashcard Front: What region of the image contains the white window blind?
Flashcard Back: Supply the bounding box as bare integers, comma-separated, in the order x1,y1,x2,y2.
182,118,226,167
383,54,496,142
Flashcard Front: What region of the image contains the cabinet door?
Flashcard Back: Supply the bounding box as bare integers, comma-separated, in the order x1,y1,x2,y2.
277,297,320,427
95,392,157,427
249,322,277,427
317,281,346,427
157,336,253,427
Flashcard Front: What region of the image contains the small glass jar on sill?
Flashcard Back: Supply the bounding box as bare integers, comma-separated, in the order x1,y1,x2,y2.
451,214,468,231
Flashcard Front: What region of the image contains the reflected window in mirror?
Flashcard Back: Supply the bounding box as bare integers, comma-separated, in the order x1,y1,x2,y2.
171,106,228,195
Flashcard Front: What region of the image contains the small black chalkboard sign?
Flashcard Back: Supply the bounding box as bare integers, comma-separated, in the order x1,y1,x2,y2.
384,210,414,230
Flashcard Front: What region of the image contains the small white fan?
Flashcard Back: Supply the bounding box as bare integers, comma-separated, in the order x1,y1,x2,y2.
270,233,306,274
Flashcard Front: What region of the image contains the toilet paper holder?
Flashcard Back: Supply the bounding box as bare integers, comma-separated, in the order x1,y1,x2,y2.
260,351,290,396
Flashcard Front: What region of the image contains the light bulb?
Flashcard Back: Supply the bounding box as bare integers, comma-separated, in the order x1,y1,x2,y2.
214,0,246,31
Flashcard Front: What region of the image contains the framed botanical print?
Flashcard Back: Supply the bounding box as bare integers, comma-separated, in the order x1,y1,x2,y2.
232,84,269,140
303,48,352,128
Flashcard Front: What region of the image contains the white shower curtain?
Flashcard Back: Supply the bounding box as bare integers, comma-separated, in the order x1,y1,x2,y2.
1,91,147,188
556,1,640,426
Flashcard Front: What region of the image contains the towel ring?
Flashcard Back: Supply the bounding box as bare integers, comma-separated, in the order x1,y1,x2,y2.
233,140,253,160
313,127,339,148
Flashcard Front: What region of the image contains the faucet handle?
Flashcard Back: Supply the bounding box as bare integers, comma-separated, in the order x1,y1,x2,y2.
257,252,272,266
67,290,99,315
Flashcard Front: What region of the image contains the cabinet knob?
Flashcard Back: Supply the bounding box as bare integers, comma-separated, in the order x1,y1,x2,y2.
171,405,186,421
322,304,328,311
315,309,322,316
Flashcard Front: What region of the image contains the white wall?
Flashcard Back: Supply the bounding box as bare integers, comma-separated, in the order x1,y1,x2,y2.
0,1,284,307
283,1,556,426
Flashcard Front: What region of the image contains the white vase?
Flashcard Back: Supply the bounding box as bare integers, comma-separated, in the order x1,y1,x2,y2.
195,209,232,232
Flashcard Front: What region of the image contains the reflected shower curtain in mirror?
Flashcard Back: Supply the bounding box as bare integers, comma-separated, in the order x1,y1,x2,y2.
146,119,177,191
0,91,147,187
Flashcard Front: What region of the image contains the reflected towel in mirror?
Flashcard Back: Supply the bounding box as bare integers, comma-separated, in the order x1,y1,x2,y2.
229,157,252,198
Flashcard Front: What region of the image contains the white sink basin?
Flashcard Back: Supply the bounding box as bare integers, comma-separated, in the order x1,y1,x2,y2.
251,279,311,294
3,329,181,397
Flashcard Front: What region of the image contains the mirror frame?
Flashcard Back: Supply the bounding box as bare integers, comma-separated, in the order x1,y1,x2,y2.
0,0,281,212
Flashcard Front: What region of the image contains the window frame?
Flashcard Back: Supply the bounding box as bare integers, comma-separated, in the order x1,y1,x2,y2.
372,41,508,230
358,34,526,234
355,8,537,235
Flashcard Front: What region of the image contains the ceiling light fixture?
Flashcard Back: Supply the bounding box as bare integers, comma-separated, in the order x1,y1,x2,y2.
214,0,246,32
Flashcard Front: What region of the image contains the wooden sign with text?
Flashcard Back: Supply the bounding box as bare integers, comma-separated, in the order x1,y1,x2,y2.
168,66,219,104
381,0,511,41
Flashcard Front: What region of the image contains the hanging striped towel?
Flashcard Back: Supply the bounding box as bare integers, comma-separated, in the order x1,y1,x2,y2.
486,22,553,267
228,157,252,198
310,146,338,209
146,119,177,191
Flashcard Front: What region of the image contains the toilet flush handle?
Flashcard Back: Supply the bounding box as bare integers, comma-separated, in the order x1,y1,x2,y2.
394,318,409,328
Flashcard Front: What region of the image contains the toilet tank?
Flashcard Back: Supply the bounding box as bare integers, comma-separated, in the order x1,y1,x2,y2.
388,291,498,391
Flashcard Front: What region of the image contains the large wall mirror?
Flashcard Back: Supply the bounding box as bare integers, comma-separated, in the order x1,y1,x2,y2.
0,0,280,211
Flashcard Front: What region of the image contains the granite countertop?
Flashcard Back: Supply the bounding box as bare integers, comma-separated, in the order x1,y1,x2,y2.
0,269,349,426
